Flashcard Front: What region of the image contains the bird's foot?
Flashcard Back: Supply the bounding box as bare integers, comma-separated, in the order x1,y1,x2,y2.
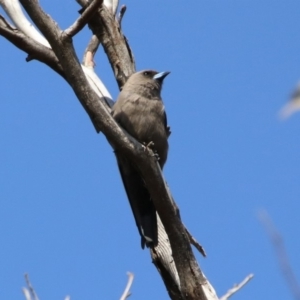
142,141,160,161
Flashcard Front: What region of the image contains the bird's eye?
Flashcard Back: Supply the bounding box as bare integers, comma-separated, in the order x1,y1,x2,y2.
143,71,149,76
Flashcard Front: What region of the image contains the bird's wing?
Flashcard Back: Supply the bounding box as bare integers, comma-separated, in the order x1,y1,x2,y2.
115,152,158,248
163,110,171,138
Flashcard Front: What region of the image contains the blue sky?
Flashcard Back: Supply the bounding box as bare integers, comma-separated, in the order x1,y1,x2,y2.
1,1,300,299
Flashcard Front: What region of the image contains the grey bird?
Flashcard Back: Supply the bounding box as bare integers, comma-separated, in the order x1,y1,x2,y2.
112,70,170,248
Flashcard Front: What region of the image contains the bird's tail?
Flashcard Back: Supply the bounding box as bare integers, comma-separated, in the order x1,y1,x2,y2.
115,153,158,248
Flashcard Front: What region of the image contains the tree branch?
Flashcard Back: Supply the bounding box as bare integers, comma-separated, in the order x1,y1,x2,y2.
258,210,300,300
81,34,115,109
103,0,119,15
117,5,126,28
0,0,113,121
82,34,100,67
219,274,254,300
76,0,135,89
0,15,65,78
185,227,206,257
65,0,102,38
0,0,50,47
22,274,39,300
120,272,134,300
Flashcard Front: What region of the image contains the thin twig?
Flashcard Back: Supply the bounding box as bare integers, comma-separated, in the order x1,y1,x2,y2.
24,274,39,300
258,210,300,300
117,5,126,28
22,288,31,300
219,274,254,300
83,34,100,67
120,272,134,300
185,227,206,257
65,0,103,37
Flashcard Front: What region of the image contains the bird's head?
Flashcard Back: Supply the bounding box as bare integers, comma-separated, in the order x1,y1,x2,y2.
124,70,170,98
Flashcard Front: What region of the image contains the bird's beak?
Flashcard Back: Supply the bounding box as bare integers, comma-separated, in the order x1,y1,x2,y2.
153,71,170,82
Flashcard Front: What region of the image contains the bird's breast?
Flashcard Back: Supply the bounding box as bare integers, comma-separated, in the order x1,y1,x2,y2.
116,96,168,167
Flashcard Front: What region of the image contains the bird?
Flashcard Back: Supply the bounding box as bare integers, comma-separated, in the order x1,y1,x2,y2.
112,70,170,248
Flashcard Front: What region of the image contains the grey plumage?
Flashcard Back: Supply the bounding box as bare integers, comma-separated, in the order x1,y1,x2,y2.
112,70,170,248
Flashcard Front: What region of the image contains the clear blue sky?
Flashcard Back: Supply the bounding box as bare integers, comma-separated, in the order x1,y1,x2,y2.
1,1,300,299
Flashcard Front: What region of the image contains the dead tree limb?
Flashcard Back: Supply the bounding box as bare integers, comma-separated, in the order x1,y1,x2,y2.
219,274,254,300
0,1,252,299
120,272,134,300
259,210,300,300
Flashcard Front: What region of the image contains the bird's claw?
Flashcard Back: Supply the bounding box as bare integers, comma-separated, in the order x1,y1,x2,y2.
142,141,160,161
145,141,155,149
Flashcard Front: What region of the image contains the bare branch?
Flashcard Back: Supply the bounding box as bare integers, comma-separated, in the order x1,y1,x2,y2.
76,0,135,88
103,0,112,13
219,274,254,300
0,0,50,47
65,0,102,37
81,34,114,107
0,15,65,77
258,210,300,300
0,11,112,106
1,0,112,107
138,161,216,299
5,0,113,110
82,65,114,109
120,272,134,300
24,274,39,300
185,227,206,257
151,215,181,299
117,5,126,27
82,34,100,68
22,288,31,300
84,49,96,67
103,0,118,15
